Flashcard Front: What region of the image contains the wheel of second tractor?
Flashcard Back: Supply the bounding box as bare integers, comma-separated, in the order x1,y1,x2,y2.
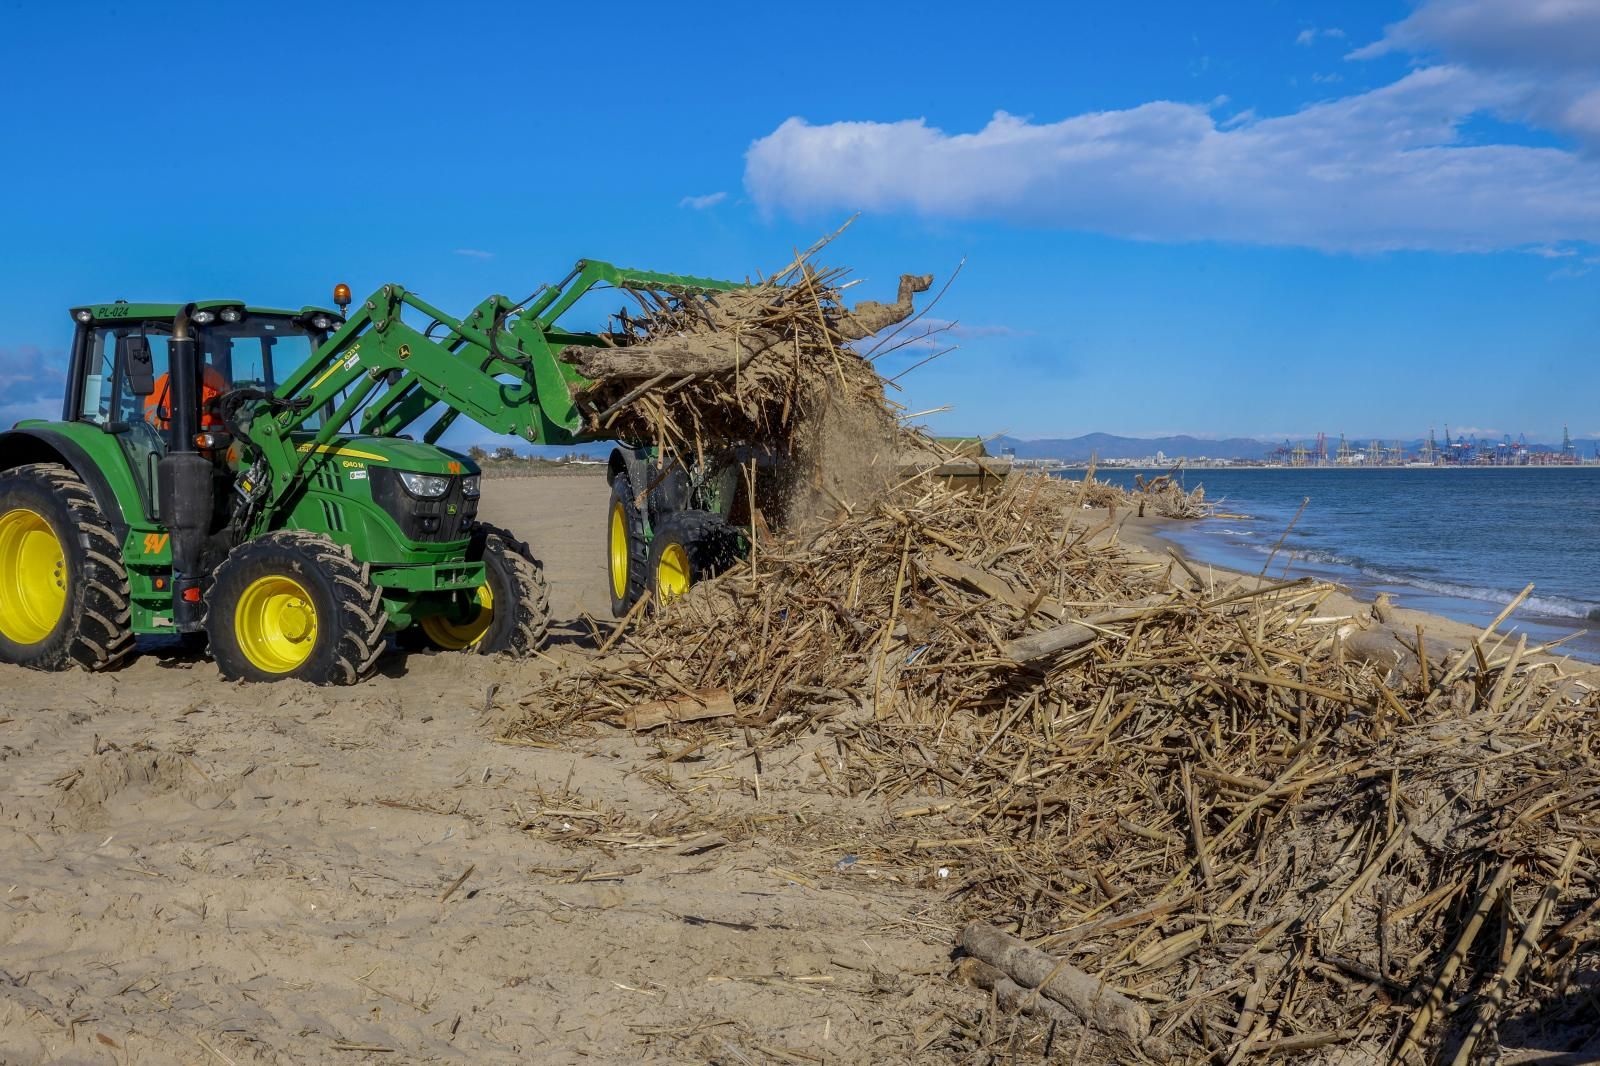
205,531,388,685
0,463,134,672
647,509,740,605
410,523,551,657
607,476,648,616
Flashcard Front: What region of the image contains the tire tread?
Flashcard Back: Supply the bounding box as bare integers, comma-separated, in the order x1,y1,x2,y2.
0,463,135,671
207,530,388,685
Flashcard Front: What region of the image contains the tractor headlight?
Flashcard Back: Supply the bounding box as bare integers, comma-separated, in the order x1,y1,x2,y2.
397,471,451,498
312,314,333,330
460,475,480,498
73,309,93,323
192,309,217,325
220,307,242,323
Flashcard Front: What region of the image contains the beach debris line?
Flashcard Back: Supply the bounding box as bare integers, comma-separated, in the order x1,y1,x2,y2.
506,463,1600,1063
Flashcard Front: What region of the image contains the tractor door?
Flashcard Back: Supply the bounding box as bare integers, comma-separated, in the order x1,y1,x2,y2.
78,324,175,519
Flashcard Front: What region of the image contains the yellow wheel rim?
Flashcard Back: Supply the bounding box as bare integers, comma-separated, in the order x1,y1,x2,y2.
420,582,494,650
609,501,629,600
235,574,319,674
0,508,67,645
656,542,691,602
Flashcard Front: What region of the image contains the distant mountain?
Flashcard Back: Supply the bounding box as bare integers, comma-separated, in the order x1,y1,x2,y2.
460,433,1599,464
458,441,615,461
990,434,1280,462
988,433,1600,462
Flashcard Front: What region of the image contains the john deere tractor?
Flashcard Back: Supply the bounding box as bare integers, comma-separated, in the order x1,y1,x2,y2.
0,262,751,684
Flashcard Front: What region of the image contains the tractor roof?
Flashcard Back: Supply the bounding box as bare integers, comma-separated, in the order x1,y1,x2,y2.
68,300,342,323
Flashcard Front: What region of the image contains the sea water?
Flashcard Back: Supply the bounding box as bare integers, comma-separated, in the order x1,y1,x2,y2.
1074,467,1600,663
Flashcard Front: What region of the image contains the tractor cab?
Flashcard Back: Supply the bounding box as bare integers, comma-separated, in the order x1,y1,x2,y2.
64,301,342,517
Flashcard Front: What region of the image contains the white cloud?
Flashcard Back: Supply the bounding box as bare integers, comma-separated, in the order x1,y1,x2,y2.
918,317,1033,340
0,346,63,429
746,1,1600,254
1296,26,1346,46
1349,0,1600,68
678,191,727,210
882,317,1033,352
454,248,494,259
745,65,1600,253
1349,0,1600,147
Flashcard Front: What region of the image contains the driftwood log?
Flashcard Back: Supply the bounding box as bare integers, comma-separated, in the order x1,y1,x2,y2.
958,922,1152,1043
832,273,933,340
557,273,931,384
1000,596,1171,663
559,335,784,383
953,956,1081,1031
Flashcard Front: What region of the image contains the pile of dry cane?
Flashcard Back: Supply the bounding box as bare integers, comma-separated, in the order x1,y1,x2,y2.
558,227,927,459
510,469,1600,1063
1133,471,1214,519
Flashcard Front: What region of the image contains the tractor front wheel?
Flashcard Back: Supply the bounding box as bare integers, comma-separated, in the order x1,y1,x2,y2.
411,523,550,657
607,477,648,617
647,510,740,605
0,463,134,671
206,531,388,685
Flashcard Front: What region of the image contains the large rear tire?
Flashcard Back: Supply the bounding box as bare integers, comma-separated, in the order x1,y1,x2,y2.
0,463,134,671
414,523,550,656
206,531,388,685
647,509,740,605
607,476,648,617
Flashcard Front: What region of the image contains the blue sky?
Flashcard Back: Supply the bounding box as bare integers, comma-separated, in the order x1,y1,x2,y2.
2,0,1597,446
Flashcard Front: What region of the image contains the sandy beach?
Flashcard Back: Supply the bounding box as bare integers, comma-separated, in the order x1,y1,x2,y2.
1,472,964,1065
3,472,1594,1064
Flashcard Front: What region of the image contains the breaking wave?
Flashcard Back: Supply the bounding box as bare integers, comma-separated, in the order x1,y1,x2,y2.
1235,543,1600,620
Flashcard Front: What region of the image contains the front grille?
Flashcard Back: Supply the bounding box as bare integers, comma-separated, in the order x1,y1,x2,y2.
369,469,479,543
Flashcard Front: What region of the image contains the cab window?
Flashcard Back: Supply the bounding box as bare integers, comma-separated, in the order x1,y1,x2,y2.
202,316,315,393
80,326,173,431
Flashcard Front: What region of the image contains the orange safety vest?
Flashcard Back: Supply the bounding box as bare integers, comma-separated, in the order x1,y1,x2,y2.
144,366,228,430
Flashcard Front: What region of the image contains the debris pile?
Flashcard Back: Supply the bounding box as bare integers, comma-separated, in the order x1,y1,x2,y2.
560,231,923,463
510,469,1600,1062
1133,471,1214,519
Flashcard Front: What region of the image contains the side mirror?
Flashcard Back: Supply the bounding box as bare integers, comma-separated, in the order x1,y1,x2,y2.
125,335,156,396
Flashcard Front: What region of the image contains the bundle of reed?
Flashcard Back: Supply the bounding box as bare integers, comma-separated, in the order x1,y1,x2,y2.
507,469,1600,1063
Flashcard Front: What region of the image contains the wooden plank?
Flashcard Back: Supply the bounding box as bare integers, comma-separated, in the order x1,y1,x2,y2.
608,687,736,731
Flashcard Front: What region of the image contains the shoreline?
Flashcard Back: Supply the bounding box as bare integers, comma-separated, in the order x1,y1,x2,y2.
1051,464,1598,472
1112,509,1600,675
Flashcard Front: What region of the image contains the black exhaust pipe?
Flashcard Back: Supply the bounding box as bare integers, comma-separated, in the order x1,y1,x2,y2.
157,305,215,632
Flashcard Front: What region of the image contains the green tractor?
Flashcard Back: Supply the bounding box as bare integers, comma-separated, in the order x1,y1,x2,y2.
0,262,751,684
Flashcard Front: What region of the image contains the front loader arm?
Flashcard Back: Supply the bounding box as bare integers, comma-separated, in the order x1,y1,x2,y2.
236,261,744,520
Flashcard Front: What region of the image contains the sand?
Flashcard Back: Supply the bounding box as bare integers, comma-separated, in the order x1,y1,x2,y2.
0,473,961,1065
4,474,1592,1064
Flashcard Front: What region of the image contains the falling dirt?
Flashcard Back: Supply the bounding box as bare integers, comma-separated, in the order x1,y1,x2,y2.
781,391,905,533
